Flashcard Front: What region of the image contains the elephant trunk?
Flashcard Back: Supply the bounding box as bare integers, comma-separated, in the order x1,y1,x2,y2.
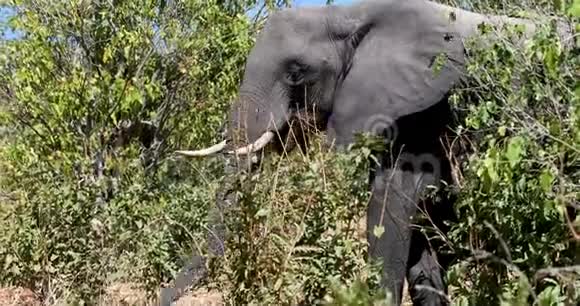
177,81,291,157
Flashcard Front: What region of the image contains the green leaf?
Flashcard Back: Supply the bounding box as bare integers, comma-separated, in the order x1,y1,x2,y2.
505,136,526,168
255,208,269,217
498,125,507,137
543,44,561,78
539,169,555,193
102,47,113,64
372,225,384,238
568,0,580,17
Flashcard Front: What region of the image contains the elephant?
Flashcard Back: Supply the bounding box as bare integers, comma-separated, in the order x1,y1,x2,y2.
172,0,576,305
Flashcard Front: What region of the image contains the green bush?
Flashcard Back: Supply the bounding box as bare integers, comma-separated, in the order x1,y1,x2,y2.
211,138,389,305
441,2,580,305
0,0,257,302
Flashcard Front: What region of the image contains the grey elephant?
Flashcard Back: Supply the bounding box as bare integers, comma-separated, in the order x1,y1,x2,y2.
173,0,576,305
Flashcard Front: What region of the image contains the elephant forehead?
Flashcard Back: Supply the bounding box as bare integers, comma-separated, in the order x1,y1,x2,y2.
247,34,312,68
265,7,334,38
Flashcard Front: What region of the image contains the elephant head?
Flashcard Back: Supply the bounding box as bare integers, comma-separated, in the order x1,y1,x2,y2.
176,0,570,158
177,0,469,158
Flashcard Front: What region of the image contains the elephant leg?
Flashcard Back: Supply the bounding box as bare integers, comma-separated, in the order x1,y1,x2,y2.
367,167,419,304
406,229,448,306
159,186,232,306
367,151,441,305
205,155,259,257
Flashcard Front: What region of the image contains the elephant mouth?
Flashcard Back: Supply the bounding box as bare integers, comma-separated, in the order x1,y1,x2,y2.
175,107,325,158
175,130,276,157
176,80,328,159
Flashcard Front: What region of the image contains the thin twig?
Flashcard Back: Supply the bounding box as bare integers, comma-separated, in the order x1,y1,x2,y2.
534,265,580,281
484,220,512,263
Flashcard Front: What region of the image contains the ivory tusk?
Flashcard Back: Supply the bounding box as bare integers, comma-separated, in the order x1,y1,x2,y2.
227,131,275,155
175,140,227,157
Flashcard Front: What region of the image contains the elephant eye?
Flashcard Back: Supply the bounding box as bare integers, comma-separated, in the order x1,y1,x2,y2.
284,61,308,86
285,70,304,85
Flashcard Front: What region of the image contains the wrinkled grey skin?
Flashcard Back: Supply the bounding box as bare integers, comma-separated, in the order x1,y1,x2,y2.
168,0,576,305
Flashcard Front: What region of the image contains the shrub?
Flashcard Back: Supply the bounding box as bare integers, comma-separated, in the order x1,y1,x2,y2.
0,0,257,302
440,1,580,304
211,137,389,305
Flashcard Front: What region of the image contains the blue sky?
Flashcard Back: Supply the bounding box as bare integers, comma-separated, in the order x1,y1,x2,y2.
0,0,356,40
295,0,354,5
0,6,17,40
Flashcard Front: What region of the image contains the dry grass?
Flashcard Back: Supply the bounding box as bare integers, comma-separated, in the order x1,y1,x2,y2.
0,287,41,306
102,283,224,306
172,288,224,306
101,282,149,306
0,284,225,306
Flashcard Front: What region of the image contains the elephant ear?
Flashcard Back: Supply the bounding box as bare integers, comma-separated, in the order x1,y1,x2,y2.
326,1,466,147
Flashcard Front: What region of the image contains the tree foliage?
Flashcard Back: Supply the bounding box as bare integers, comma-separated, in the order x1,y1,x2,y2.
440,1,580,304
0,0,263,302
